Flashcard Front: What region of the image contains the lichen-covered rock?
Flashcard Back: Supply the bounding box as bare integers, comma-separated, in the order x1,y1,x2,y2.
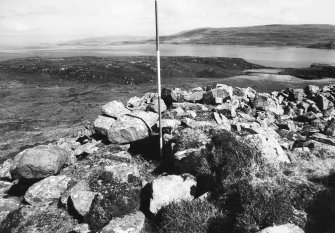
70,190,96,216
173,147,210,176
72,223,91,233
101,211,145,233
149,174,197,214
172,102,208,111
184,91,204,103
203,86,233,105
94,115,116,136
146,95,167,113
12,145,69,179
305,85,320,96
60,180,90,206
85,171,141,232
325,118,335,136
315,94,331,111
24,175,71,206
0,180,13,197
0,197,21,225
242,134,290,164
252,93,284,115
73,140,100,156
0,205,75,233
288,88,305,101
257,224,304,233
162,88,186,105
159,119,181,130
101,100,131,119
104,162,140,183
127,96,142,109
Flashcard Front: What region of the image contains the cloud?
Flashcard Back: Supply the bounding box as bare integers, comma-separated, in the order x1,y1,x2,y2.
0,0,334,44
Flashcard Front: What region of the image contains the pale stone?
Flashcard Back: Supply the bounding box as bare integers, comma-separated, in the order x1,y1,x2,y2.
12,145,69,179
25,175,71,206
102,100,131,119
94,115,116,136
101,211,145,233
149,174,197,214
104,162,140,183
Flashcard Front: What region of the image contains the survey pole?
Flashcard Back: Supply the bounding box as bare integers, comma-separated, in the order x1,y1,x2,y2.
155,0,163,158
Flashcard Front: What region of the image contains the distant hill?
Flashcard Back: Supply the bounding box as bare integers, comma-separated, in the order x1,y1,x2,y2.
58,35,149,45
155,24,335,47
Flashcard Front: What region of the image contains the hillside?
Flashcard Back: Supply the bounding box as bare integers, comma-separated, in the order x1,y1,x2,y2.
156,24,335,47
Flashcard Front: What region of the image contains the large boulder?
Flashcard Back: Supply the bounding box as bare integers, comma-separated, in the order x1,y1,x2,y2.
107,111,158,144
102,100,131,119
12,145,69,179
93,115,116,136
257,224,304,233
242,134,290,164
101,211,145,233
24,175,71,206
149,174,197,214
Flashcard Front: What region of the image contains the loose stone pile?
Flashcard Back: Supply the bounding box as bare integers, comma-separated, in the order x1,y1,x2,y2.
1,83,335,232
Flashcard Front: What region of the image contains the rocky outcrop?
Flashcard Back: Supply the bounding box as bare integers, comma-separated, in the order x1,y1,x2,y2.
3,82,335,232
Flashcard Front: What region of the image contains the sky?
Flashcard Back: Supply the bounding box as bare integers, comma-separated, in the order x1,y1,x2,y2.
0,0,334,45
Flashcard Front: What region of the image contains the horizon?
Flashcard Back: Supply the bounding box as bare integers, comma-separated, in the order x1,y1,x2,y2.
1,0,335,45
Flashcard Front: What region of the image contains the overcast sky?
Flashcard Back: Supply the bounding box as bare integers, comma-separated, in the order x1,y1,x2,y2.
0,0,334,45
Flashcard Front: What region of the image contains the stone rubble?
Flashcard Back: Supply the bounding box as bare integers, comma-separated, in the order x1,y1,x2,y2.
2,83,335,232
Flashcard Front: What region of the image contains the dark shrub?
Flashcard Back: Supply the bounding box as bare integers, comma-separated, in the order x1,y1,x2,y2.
205,130,262,189
154,199,225,233
212,179,294,233
305,186,335,233
84,170,141,232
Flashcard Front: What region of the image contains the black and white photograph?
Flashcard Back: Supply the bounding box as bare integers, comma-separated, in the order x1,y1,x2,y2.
0,0,335,232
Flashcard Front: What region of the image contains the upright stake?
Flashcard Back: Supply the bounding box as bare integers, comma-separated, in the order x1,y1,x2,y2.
155,0,163,158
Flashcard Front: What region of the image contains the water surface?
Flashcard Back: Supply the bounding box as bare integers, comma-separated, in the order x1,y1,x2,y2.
1,44,335,68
